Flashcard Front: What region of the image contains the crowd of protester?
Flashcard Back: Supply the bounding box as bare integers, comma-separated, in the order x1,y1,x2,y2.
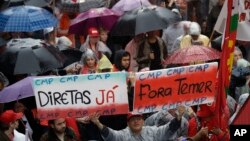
0,0,250,141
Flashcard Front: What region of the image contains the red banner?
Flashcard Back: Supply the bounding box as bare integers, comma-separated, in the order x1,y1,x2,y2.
133,63,218,114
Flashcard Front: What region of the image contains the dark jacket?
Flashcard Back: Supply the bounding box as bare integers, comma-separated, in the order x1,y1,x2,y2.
137,37,167,70
113,50,130,72
40,127,77,141
0,131,10,141
0,130,10,141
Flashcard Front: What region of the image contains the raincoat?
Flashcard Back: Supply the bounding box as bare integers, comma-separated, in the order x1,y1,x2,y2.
180,34,211,48
80,36,112,59
113,50,130,72
97,54,113,72
144,111,188,141
188,104,230,141
100,118,181,141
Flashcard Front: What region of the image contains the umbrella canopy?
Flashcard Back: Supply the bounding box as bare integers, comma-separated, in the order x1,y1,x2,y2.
69,7,121,35
60,48,83,67
0,5,57,32
110,5,181,36
0,38,65,75
59,0,107,13
0,76,34,103
111,0,152,14
164,45,221,65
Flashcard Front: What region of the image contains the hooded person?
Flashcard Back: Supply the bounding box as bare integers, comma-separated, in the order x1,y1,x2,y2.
162,21,191,55
188,103,230,141
113,50,130,72
97,54,113,73
180,22,211,48
112,50,135,111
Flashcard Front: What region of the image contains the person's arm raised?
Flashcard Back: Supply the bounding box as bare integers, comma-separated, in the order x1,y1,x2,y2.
90,112,104,130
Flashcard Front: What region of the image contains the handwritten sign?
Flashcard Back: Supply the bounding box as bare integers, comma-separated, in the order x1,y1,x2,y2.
32,72,128,120
133,63,218,114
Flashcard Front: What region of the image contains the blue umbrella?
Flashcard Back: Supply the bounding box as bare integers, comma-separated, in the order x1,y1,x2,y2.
0,5,57,32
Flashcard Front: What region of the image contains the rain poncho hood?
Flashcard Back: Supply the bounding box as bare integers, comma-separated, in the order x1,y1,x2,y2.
80,35,112,57
97,54,113,72
114,50,130,71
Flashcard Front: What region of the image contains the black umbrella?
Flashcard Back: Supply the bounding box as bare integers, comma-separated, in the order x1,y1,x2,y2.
110,5,181,36
0,39,65,75
16,45,65,74
60,48,83,67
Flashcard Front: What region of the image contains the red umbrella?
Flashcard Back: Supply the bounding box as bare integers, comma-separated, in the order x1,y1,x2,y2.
69,7,121,35
164,45,221,65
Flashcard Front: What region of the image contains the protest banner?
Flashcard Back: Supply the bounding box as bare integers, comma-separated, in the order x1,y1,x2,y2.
133,62,218,114
214,0,250,41
32,72,128,119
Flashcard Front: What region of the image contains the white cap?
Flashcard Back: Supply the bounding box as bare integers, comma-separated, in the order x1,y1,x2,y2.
189,22,201,35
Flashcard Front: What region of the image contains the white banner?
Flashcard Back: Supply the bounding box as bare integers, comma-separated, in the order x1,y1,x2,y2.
32,72,128,119
214,0,250,41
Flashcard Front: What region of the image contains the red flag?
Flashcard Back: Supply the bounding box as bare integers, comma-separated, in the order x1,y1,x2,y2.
216,0,239,128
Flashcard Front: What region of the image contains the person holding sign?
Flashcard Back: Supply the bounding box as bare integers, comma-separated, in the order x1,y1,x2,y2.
112,50,135,108
112,50,131,72
89,106,186,141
